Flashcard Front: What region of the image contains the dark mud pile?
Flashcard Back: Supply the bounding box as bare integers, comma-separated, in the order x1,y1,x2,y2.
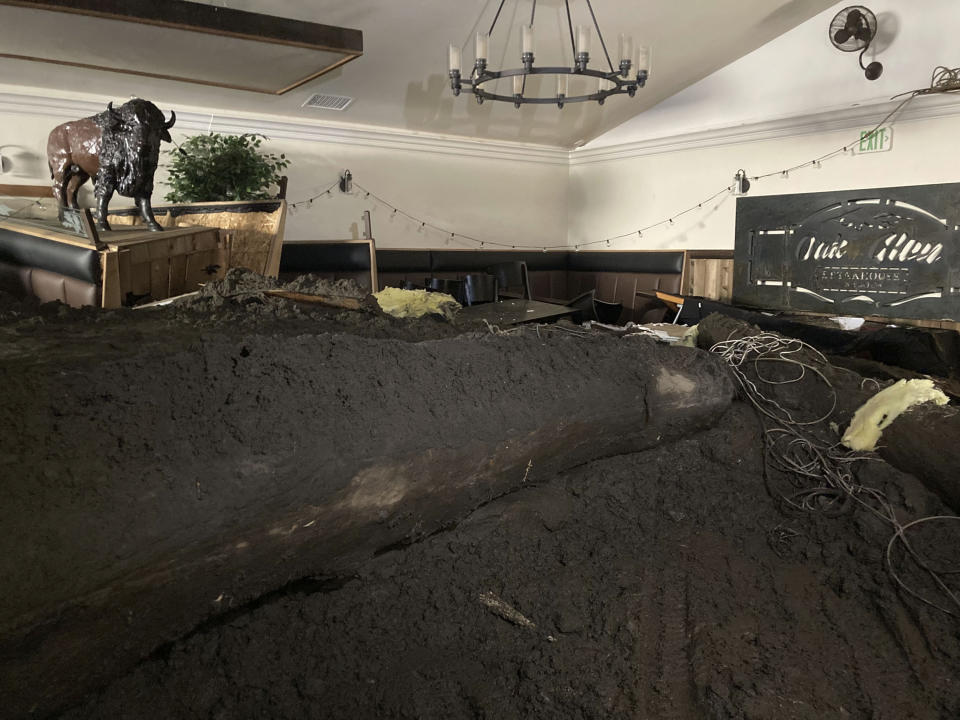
0,268,469,342
61,403,960,720
1,283,958,719
0,280,736,718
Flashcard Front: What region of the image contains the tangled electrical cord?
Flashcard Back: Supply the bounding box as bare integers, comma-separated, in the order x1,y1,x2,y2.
710,333,960,617
893,65,960,98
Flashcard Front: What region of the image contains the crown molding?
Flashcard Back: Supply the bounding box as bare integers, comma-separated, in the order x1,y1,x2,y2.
569,94,960,166
5,88,960,170
0,90,570,166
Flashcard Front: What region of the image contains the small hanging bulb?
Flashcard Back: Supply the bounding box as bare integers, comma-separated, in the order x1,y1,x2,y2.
813,159,822,168
668,218,674,225
606,239,610,246
781,170,789,179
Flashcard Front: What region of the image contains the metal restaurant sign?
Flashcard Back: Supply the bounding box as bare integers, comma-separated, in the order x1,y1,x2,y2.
733,182,960,321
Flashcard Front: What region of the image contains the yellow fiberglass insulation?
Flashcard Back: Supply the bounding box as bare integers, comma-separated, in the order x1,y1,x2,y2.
373,287,461,321
841,378,948,452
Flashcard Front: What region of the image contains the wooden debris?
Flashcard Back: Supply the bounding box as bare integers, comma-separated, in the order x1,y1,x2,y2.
263,289,364,310
478,591,536,629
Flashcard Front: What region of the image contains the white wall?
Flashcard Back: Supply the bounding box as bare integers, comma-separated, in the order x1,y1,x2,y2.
4,0,960,259
567,0,960,251
0,87,570,250
568,110,960,251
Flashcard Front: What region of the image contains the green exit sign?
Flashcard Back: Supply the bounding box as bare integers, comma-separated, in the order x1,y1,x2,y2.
856,126,893,153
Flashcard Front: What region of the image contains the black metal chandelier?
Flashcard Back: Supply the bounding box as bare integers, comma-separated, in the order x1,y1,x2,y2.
448,0,650,108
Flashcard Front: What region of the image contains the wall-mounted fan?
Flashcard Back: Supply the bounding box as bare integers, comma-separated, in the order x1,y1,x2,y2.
828,5,883,80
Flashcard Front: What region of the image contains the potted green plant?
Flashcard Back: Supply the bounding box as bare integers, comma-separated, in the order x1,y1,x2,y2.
163,133,289,202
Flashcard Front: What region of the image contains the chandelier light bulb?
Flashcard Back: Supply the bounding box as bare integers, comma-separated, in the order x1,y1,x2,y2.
577,25,592,55
636,45,651,74
513,74,524,95
556,74,568,96
618,34,633,65
521,24,534,55
448,44,461,73
475,31,489,61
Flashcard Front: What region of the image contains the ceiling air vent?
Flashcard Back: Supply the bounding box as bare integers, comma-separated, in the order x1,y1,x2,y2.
302,93,354,111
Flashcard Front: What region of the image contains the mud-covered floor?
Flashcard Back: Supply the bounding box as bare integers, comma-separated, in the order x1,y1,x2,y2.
59,404,960,720
2,277,959,719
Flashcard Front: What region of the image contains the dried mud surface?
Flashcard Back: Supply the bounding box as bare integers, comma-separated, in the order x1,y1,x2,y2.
59,403,960,720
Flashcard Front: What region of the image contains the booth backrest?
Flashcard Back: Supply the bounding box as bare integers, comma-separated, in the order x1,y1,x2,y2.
0,226,102,307
0,227,101,284
373,248,685,323
375,249,433,290
278,241,376,291
281,243,703,324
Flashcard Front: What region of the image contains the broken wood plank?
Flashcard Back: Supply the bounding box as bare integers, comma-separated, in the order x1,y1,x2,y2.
264,289,364,310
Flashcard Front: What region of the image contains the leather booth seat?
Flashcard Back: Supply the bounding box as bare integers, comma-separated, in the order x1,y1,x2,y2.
0,260,100,307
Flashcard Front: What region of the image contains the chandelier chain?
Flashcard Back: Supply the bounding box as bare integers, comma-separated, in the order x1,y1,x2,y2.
584,0,615,73
564,0,576,61
488,0,507,36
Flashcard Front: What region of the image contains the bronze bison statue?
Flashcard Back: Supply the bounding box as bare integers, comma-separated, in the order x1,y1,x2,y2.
47,98,176,232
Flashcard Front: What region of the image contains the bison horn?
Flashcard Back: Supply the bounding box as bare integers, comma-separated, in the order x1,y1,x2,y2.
106,101,120,118
164,110,177,129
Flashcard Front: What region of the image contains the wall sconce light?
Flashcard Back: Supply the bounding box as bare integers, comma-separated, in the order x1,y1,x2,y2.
732,169,751,196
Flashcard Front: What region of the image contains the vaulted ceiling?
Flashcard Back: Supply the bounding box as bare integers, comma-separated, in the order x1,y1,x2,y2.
0,0,839,148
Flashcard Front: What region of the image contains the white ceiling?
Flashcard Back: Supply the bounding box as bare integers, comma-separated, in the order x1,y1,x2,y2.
587,0,960,149
0,0,839,149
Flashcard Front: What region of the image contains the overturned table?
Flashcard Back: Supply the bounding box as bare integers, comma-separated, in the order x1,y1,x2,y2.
458,298,576,326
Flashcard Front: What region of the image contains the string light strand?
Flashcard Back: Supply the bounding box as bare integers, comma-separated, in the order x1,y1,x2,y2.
285,73,959,250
